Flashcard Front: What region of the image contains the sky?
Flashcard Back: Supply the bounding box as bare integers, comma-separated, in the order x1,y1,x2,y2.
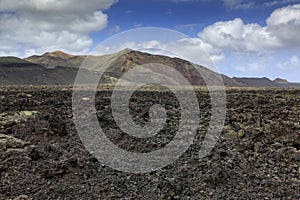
0,0,300,81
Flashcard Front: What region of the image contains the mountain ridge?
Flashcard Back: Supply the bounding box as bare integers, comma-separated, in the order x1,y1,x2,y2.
42,50,75,59
0,49,299,87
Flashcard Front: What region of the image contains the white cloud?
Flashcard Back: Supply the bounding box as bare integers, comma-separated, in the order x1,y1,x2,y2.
166,38,224,64
166,8,173,16
93,42,138,55
0,0,118,57
235,63,264,72
267,4,300,25
170,0,210,2
108,25,121,34
277,55,300,69
291,55,299,65
266,4,300,46
264,0,300,7
198,18,282,52
125,10,133,14
0,0,117,14
222,0,255,9
133,23,143,28
175,23,203,31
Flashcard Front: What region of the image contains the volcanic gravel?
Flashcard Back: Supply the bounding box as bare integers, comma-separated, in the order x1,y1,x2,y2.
0,86,299,199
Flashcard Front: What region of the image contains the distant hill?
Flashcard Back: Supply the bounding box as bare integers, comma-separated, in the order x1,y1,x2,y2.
273,78,290,85
233,77,300,88
0,56,33,65
25,50,86,68
0,57,99,85
233,77,275,87
0,49,299,87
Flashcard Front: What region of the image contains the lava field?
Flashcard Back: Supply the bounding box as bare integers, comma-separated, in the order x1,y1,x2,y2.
0,86,299,199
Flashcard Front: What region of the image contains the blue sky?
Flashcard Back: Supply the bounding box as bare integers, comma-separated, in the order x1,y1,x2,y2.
0,0,300,81
103,0,275,38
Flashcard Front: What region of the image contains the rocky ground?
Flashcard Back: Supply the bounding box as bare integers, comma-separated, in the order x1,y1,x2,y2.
0,86,299,199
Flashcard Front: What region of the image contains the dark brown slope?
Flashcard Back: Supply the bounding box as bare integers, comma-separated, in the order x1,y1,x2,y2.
58,49,240,86
0,56,32,65
0,57,99,85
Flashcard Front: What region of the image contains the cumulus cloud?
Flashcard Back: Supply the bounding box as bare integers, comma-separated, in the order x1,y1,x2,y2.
266,4,300,46
0,0,118,57
198,18,281,52
193,3,300,76
198,4,300,53
0,0,117,14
